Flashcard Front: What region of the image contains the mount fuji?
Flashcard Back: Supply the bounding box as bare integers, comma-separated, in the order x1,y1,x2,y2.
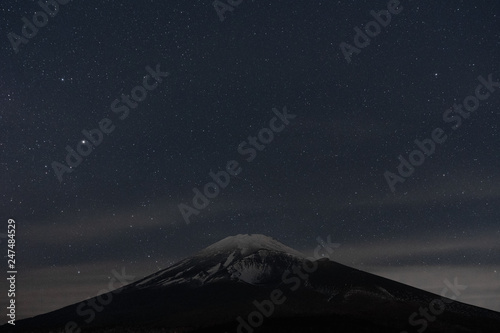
4,234,500,332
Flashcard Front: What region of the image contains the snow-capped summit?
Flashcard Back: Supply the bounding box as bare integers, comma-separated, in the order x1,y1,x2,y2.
131,234,304,289
198,233,305,258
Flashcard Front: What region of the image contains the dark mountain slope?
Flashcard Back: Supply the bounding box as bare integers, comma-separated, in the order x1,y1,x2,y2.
3,234,500,333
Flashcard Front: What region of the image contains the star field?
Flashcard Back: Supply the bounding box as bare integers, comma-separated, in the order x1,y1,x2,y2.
0,0,499,320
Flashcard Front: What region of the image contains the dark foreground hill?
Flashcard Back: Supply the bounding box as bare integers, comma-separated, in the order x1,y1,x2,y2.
2,234,500,333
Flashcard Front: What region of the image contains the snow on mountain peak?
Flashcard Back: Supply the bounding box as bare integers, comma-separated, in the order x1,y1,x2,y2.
133,234,305,289
200,234,304,258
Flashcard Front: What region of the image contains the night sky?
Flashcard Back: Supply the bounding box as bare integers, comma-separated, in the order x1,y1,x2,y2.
0,0,499,322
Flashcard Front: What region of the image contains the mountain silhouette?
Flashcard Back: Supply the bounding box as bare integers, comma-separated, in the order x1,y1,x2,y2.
3,234,500,332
